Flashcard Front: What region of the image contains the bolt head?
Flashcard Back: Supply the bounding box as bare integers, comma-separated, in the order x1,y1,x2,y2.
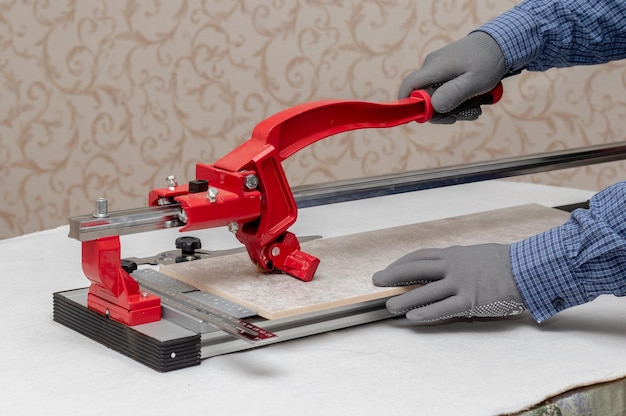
228,222,239,233
207,187,218,203
244,174,259,190
93,197,109,218
166,175,178,190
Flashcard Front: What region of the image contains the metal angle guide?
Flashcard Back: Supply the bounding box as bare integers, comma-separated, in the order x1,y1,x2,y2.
132,269,275,343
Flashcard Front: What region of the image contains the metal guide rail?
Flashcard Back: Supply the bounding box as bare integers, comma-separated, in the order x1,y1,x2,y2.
292,141,626,207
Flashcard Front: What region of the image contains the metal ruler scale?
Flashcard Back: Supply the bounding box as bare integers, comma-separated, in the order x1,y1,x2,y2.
133,269,275,343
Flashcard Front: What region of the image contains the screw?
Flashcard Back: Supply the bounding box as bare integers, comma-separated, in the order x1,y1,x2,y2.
271,246,280,257
228,221,239,233
244,174,259,190
93,197,109,218
166,175,178,190
207,187,218,203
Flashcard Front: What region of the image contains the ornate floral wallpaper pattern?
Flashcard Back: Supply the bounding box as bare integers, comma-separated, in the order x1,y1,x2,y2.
2,0,626,239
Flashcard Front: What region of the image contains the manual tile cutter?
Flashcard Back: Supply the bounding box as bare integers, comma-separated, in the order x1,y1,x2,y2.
53,84,503,371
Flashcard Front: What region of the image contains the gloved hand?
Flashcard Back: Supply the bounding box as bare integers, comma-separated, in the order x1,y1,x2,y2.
372,244,525,324
398,31,507,124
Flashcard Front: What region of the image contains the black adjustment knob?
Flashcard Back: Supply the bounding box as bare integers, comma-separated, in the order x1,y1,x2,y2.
188,179,209,193
175,236,202,263
121,259,138,274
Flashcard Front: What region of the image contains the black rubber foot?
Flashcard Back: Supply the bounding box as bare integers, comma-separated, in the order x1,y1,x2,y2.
53,289,201,372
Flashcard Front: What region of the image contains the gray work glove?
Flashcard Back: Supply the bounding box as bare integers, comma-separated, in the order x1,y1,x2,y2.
398,31,507,124
373,244,525,324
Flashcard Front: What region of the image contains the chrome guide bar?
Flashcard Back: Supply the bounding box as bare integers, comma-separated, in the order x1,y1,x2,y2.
292,141,626,207
69,204,184,241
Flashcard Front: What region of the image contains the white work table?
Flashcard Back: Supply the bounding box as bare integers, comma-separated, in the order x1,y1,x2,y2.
3,180,626,415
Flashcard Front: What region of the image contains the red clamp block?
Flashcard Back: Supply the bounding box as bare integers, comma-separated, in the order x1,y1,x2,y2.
82,236,161,325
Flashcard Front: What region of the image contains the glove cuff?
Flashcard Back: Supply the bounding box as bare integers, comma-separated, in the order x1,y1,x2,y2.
467,31,507,78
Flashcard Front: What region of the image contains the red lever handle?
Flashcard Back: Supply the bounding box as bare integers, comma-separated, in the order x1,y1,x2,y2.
161,83,503,281
216,82,502,171
215,89,433,171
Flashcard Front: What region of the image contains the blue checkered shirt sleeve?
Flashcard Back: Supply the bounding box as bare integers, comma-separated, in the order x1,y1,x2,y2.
478,0,626,72
511,182,626,322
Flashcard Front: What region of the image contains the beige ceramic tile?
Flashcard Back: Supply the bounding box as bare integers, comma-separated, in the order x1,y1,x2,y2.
160,204,569,319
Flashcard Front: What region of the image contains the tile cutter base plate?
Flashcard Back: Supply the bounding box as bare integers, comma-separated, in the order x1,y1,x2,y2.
53,288,202,372
53,274,394,372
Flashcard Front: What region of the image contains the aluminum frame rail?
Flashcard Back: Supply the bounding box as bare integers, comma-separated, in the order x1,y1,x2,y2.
292,141,626,207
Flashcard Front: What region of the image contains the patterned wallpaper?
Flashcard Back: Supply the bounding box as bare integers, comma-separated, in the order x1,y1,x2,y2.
2,0,626,240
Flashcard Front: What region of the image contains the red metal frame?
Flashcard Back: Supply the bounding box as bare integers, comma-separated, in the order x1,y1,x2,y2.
82,84,503,324
82,236,161,325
